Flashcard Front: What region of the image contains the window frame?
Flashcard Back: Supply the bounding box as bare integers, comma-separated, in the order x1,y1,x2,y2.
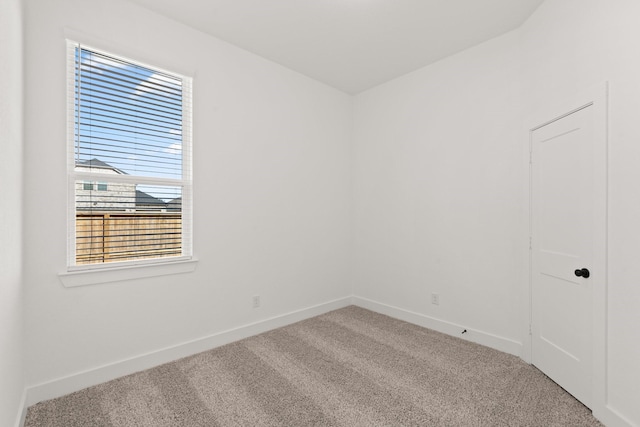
64,40,194,282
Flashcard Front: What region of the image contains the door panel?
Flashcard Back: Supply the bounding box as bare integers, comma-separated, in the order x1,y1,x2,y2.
531,105,594,408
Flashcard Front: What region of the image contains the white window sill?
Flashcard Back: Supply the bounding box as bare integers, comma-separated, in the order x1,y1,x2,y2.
58,258,198,288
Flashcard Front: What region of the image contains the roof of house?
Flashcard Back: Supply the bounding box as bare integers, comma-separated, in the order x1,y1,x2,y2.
167,197,182,212
76,158,128,175
135,190,167,207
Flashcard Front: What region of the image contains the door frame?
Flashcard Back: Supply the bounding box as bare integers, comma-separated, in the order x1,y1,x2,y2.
521,82,608,417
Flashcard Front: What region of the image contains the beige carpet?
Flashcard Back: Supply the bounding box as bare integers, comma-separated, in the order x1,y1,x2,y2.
25,306,603,426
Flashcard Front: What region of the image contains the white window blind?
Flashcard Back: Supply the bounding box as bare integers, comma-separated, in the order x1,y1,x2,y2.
67,41,192,268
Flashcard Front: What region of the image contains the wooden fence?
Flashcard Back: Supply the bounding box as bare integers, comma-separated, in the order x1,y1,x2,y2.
76,212,182,264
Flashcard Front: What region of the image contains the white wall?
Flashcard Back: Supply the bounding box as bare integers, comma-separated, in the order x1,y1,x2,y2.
0,0,25,425
521,1,640,425
354,1,640,426
23,0,352,393
353,31,524,348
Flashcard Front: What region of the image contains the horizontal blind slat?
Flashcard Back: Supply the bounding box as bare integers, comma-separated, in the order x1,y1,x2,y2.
79,65,183,99
77,104,182,128
78,131,181,148
77,91,183,120
76,121,180,144
79,76,183,108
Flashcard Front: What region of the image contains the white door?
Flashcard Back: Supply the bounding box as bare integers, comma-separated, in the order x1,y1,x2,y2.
531,105,596,408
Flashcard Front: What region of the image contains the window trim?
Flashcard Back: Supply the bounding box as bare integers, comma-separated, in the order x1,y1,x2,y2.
65,40,194,283
59,257,198,288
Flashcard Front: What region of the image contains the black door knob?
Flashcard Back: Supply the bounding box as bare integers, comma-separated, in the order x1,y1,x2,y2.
574,268,590,278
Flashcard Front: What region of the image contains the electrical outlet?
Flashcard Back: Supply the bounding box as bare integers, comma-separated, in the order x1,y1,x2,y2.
431,293,439,305
252,295,260,308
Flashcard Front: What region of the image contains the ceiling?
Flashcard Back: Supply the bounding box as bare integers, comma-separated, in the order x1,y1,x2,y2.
126,0,544,94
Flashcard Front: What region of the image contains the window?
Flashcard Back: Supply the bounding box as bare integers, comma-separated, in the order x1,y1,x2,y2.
83,181,107,191
67,42,192,269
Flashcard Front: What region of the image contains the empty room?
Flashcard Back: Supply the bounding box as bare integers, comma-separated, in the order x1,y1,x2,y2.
2,0,640,426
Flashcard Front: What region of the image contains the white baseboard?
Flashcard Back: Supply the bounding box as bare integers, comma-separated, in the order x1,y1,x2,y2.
14,388,27,427
594,404,639,427
351,296,523,357
25,296,352,408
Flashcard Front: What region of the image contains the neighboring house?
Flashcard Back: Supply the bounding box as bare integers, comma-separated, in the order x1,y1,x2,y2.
75,158,136,212
75,158,172,213
135,190,168,212
167,197,182,212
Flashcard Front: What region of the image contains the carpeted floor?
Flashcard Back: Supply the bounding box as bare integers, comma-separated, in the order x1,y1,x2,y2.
25,306,603,426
